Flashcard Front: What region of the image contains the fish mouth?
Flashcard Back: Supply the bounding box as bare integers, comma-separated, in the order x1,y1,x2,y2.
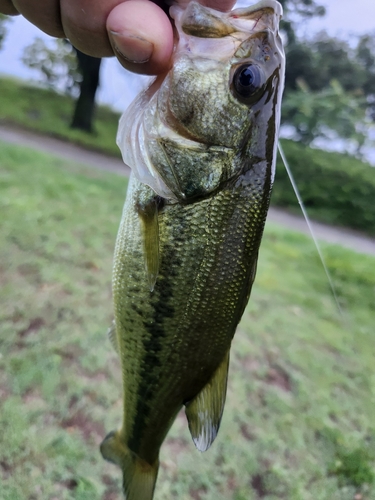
234,0,283,18
175,0,283,40
229,0,283,34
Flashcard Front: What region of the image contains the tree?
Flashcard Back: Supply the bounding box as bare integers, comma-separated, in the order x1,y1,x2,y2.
278,0,326,44
284,34,367,95
282,79,370,152
281,27,375,153
22,38,101,133
22,38,81,96
0,13,10,50
70,49,102,133
356,32,375,120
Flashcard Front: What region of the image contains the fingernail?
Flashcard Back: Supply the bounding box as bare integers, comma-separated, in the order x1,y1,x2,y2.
109,30,154,64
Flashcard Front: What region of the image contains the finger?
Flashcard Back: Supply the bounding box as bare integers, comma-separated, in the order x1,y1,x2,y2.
107,1,174,75
202,0,236,11
175,0,236,13
11,0,64,36
60,0,124,58
0,0,19,15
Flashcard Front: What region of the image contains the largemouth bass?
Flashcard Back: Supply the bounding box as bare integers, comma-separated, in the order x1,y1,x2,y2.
101,1,285,498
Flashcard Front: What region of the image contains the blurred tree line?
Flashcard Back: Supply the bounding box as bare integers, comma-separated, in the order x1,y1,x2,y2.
279,0,375,154
21,39,101,133
1,1,375,153
0,13,101,133
0,13,10,49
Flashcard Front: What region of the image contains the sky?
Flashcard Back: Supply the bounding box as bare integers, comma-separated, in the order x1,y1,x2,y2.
305,0,375,38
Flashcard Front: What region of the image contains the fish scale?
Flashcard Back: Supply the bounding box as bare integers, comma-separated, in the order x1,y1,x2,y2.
108,163,271,468
101,1,285,499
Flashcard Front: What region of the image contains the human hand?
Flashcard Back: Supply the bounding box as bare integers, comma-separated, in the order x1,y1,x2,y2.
0,0,236,75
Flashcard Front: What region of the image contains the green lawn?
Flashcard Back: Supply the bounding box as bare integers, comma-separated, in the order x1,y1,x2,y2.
0,141,374,500
0,76,120,157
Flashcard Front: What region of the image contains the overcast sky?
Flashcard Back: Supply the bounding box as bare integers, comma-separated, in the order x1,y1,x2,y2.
305,0,375,38
1,0,375,112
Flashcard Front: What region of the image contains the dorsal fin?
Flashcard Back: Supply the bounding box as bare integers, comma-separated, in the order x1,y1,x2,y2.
185,350,230,452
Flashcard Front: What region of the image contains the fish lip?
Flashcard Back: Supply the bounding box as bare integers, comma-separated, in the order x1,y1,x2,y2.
230,0,283,34
232,0,283,18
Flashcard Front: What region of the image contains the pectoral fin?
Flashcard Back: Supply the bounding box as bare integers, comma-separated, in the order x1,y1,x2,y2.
185,351,230,452
137,197,160,292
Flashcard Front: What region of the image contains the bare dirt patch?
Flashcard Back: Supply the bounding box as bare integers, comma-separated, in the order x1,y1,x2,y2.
61,478,78,490
251,473,268,498
189,485,208,500
265,365,292,392
227,471,238,491
61,410,105,443
240,422,256,441
102,473,121,500
164,436,190,457
0,459,12,479
242,356,261,374
18,317,45,337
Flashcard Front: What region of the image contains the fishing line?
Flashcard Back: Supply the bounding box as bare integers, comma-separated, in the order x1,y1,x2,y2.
277,141,344,319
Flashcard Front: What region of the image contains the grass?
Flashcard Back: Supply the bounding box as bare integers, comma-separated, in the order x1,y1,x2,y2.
0,141,374,500
0,76,120,157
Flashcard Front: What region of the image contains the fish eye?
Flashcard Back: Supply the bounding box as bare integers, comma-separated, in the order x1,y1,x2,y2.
232,64,264,99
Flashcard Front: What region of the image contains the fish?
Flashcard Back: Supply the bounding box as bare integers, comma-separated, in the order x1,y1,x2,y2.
100,1,285,498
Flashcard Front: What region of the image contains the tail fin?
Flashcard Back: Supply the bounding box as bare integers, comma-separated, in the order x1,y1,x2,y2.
100,430,159,500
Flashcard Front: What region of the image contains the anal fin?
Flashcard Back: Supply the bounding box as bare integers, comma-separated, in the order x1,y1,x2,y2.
100,430,159,500
185,350,230,452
